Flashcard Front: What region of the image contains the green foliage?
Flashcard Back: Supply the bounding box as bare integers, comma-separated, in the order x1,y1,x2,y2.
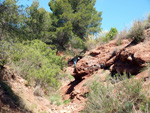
55,21,73,49
0,0,102,51
49,0,102,48
84,39,97,51
101,27,118,43
0,40,65,88
0,0,22,40
83,75,149,113
68,36,85,49
107,27,118,39
50,94,71,106
24,0,52,41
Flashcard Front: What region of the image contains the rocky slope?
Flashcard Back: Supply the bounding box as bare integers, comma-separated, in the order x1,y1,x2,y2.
0,66,87,113
62,28,150,107
0,29,150,113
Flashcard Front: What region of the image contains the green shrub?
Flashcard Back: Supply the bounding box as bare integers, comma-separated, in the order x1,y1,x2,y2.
101,27,118,43
0,39,65,89
83,75,150,113
107,27,118,40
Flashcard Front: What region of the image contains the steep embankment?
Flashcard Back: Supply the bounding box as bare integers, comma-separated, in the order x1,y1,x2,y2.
0,66,52,113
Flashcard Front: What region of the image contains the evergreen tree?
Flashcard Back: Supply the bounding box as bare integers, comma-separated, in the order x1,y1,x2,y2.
49,0,102,48
0,0,21,40
24,0,52,41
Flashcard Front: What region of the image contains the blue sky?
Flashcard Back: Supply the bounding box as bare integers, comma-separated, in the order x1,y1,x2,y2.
19,0,150,31
95,0,150,31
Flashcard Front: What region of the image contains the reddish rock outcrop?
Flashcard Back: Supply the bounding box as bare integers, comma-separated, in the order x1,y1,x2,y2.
73,39,150,80
73,40,129,79
62,31,150,105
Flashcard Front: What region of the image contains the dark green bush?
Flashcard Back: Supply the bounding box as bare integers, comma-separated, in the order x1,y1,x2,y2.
0,39,65,88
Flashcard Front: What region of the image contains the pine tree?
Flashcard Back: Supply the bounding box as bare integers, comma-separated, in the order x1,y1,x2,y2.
49,0,102,49
25,0,52,41
0,0,20,40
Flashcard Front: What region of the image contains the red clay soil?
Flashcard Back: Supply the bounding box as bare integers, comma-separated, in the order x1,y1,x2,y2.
0,66,32,113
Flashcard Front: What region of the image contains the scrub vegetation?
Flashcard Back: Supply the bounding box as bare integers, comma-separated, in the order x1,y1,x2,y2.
0,0,150,112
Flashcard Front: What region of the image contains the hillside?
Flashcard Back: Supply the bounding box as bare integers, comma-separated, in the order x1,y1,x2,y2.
0,0,150,112
0,65,84,113
0,28,150,113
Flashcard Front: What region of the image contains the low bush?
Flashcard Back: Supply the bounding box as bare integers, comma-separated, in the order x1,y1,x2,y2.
101,27,118,43
115,14,150,43
128,20,145,43
0,39,65,89
83,75,150,113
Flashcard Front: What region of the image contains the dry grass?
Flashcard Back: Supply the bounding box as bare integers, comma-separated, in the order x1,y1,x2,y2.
84,34,98,51
83,75,150,113
115,14,150,44
115,29,128,46
127,20,145,43
84,31,108,51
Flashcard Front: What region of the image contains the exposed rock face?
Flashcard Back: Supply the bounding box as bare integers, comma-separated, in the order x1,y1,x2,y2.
73,39,150,79
112,41,150,75
63,31,150,105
